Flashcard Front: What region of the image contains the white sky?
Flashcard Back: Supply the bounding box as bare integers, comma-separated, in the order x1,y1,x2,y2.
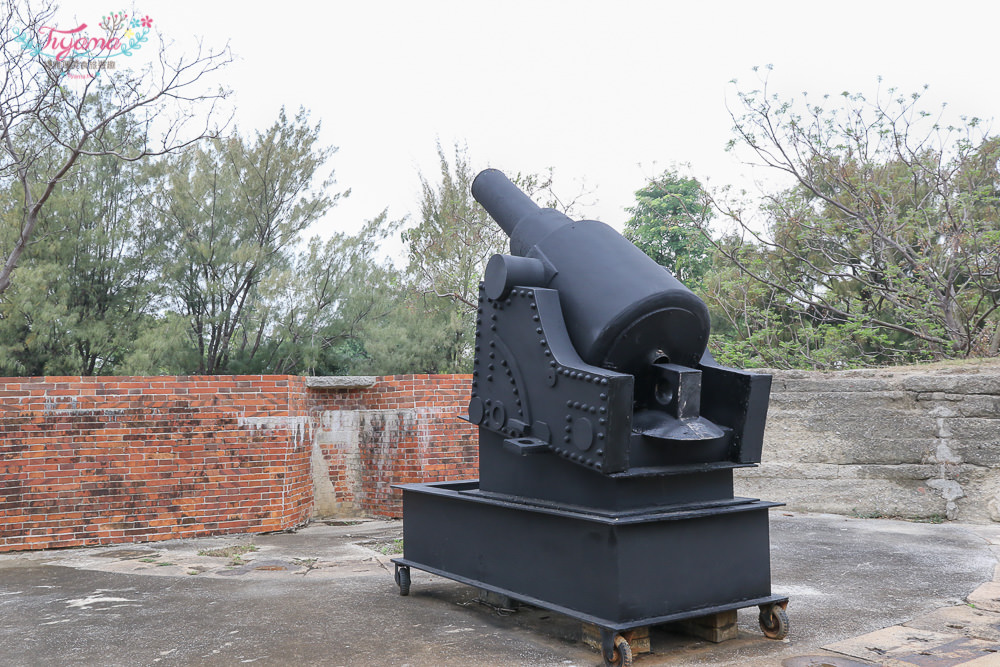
45,0,1000,255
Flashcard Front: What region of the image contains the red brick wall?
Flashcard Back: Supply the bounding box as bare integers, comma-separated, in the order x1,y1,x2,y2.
0,376,313,552
0,374,477,552
308,375,477,518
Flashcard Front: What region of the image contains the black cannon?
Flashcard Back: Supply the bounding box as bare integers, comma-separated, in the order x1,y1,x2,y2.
392,169,787,665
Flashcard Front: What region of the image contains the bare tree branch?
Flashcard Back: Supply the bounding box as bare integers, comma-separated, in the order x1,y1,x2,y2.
0,0,232,295
711,74,1000,363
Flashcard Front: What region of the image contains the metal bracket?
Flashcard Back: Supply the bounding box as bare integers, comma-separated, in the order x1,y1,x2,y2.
503,436,550,456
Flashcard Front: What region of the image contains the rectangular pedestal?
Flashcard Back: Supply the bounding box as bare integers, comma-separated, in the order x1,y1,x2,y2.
397,480,783,630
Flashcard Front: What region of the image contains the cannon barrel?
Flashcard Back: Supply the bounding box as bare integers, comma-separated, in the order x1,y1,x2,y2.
469,168,545,238
472,169,575,256
471,169,711,380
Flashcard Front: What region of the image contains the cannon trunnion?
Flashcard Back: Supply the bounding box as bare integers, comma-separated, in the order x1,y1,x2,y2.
393,170,787,663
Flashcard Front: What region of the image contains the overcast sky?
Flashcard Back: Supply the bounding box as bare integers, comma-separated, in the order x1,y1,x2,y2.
50,0,1000,248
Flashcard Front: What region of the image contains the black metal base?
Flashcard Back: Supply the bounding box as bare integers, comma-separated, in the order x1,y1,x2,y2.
478,430,755,512
394,480,785,632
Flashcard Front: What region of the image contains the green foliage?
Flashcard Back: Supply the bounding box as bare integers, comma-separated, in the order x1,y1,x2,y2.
706,78,1000,367
118,314,199,375
0,107,162,375
699,235,936,369
12,63,1000,376
231,213,399,375
352,291,471,375
0,103,401,377
389,144,506,372
150,107,341,374
624,170,714,286
403,144,507,314
359,144,573,375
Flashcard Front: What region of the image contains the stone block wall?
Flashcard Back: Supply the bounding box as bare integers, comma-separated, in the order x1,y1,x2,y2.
0,376,313,552
735,366,1000,523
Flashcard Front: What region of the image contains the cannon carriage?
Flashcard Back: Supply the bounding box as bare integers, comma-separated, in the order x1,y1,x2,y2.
392,169,787,665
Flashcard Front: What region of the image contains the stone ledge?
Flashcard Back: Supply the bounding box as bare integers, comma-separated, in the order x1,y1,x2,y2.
904,375,1000,395
306,376,378,389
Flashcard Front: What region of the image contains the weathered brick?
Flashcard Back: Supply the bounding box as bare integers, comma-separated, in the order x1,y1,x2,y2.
0,373,484,551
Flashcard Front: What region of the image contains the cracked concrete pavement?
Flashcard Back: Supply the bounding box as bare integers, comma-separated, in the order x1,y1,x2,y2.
0,512,998,666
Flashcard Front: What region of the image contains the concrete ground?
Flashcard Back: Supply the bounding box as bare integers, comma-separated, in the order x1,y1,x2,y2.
0,512,998,666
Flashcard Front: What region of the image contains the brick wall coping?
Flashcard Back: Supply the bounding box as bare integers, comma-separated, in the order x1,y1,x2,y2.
305,376,378,388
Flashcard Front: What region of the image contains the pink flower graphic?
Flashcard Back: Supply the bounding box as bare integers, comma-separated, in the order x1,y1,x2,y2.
140,15,153,28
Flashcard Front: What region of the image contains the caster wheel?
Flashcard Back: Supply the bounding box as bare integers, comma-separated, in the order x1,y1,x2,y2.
603,634,632,667
395,566,410,596
759,603,789,640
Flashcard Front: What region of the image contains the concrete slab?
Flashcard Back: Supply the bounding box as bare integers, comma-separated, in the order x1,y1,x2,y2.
823,625,1000,665
968,582,1000,613
905,605,1000,642
955,655,1000,666
0,512,996,666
